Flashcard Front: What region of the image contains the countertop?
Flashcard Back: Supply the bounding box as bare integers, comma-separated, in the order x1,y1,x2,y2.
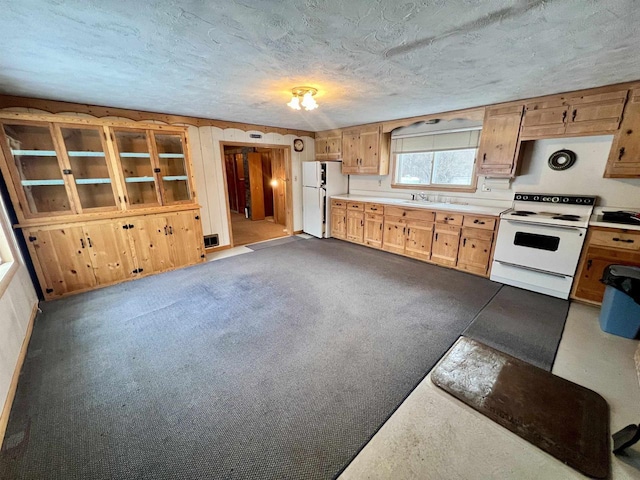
330,194,508,217
589,214,640,232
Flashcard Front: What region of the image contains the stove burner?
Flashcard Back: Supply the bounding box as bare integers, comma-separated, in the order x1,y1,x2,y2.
511,210,536,216
552,214,581,221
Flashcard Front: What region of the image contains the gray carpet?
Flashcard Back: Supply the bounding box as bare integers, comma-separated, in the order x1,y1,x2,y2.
245,235,304,251
464,285,570,371
0,239,566,480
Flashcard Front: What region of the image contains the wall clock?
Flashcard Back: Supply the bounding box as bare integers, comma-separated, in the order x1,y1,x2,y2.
293,138,304,152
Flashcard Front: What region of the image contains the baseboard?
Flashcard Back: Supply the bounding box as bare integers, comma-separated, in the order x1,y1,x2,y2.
0,301,38,444
293,230,303,234
205,244,231,253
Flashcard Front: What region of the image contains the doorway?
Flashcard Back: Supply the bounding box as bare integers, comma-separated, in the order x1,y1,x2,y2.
221,143,292,246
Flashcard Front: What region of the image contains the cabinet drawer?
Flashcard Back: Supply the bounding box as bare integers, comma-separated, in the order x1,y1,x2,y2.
385,207,435,222
589,230,640,251
463,215,496,230
365,203,385,214
436,212,463,225
347,202,364,211
331,199,347,208
365,212,383,221
461,227,494,241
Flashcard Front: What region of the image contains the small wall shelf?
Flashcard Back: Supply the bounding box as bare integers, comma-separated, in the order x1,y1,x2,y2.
21,179,65,186
76,178,112,185
162,175,188,181
68,151,106,157
11,149,57,156
125,176,155,183
158,153,185,159
120,152,151,158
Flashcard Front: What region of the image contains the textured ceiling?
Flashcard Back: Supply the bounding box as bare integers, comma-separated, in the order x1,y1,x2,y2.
1,0,640,131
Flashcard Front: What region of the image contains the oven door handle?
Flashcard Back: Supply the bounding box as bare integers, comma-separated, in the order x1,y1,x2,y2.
495,260,570,278
504,219,584,232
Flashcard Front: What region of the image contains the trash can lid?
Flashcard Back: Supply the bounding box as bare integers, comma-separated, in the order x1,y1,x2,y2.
601,265,640,305
607,265,640,281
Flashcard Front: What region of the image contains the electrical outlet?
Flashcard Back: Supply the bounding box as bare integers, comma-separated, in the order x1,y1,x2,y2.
378,179,382,187
482,183,491,192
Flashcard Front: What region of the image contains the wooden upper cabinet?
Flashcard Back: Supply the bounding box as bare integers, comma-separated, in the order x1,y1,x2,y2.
0,121,77,217
153,132,193,204
341,124,390,175
605,88,640,178
521,88,628,139
476,105,524,177
315,130,342,160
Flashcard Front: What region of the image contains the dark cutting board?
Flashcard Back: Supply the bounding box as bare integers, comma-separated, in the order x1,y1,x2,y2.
431,337,610,479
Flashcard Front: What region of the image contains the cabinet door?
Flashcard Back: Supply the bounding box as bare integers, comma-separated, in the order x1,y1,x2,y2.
405,220,434,261
364,213,384,248
346,210,364,243
566,90,627,135
476,105,523,177
605,88,640,178
113,129,162,208
457,228,494,276
325,133,342,159
382,217,407,255
330,207,346,239
431,224,461,267
314,136,328,160
26,225,95,298
82,221,136,284
359,127,381,174
573,246,640,303
341,131,360,174
153,132,193,204
126,215,173,275
58,125,120,213
166,210,205,267
0,122,76,217
521,100,568,138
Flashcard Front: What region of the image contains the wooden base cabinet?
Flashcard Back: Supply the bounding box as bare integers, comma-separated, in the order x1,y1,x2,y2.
345,202,365,243
572,227,640,304
457,228,494,276
26,209,205,299
431,224,461,267
330,199,346,239
364,213,384,248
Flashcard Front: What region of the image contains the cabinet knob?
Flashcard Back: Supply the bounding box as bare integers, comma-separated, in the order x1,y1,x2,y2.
572,109,577,122
618,147,625,160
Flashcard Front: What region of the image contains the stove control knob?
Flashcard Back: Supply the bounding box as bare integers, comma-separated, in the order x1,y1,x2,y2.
562,197,569,203
584,198,592,205
522,195,529,200
576,198,582,203
515,195,522,200
533,196,539,201
551,196,560,203
542,196,549,202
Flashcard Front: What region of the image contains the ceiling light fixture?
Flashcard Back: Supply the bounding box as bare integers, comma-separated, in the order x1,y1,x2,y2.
287,87,318,111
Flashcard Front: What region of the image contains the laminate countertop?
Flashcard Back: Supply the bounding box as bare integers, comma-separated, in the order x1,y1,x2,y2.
330,194,509,217
589,214,640,232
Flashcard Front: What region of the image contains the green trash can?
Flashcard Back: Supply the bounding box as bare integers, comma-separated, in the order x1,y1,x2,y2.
599,265,640,339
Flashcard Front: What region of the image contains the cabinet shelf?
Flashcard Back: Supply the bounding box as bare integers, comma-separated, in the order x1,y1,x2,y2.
11,149,57,156
120,152,151,158
162,175,188,181
68,151,106,157
21,179,65,186
158,153,185,159
125,176,155,183
76,178,112,185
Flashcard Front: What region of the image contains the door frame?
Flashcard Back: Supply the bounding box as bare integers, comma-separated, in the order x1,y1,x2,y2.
218,141,293,247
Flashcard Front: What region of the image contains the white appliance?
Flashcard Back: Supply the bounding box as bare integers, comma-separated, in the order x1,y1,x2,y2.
490,192,597,299
302,161,348,238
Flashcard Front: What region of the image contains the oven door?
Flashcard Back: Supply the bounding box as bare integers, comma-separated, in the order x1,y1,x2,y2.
493,220,586,276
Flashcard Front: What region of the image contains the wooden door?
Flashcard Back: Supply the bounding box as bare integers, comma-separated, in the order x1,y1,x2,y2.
224,154,238,212
341,130,360,174
235,154,246,213
521,100,568,138
364,213,384,248
330,207,346,239
457,228,494,276
26,225,95,298
566,90,627,135
247,152,265,220
476,105,523,177
605,88,640,178
405,220,434,261
346,210,364,243
82,221,136,285
431,224,461,267
166,210,205,267
126,214,173,275
271,149,286,226
573,246,640,303
359,127,381,174
382,217,406,255
261,152,274,218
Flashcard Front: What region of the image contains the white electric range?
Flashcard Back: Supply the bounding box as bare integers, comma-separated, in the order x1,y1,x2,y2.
490,192,597,299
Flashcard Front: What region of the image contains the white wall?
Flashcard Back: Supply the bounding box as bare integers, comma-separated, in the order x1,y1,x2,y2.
187,127,315,245
349,135,640,209
0,197,38,418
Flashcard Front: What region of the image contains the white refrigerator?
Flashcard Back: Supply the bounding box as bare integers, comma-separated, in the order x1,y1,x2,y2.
302,161,349,238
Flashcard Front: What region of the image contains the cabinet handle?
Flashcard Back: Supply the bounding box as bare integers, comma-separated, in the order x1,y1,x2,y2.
63,169,72,175
482,153,486,163
379,223,382,230
80,238,85,248
618,147,625,160
562,110,567,122
360,220,363,227
169,226,173,235
164,226,168,235
87,237,92,248
612,237,634,243
586,259,592,270
473,219,485,225
370,207,377,211
463,238,467,247
435,233,438,241
407,228,411,236
153,168,161,173
572,109,577,122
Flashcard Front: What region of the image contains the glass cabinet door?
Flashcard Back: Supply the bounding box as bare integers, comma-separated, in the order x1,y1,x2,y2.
59,126,118,211
153,133,192,203
1,122,73,215
113,129,160,207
